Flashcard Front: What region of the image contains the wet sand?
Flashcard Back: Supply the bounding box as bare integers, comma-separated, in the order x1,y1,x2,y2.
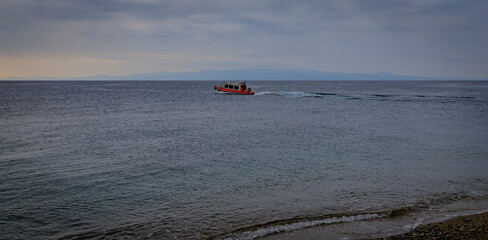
368,211,488,240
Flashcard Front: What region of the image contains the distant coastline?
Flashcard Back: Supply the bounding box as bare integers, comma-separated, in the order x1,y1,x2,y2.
2,69,485,81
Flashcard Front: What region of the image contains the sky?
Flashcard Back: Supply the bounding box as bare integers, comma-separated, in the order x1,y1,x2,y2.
0,0,487,79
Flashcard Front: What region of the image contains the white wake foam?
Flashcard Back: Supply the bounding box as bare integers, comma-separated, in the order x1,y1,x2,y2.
254,91,320,97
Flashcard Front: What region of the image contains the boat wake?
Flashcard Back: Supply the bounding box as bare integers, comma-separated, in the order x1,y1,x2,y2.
254,91,478,102
255,91,337,98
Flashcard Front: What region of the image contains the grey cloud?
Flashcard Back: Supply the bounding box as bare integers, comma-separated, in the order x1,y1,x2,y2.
0,0,487,78
3,0,487,35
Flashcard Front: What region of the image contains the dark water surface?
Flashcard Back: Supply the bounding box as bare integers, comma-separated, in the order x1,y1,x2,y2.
1,81,487,239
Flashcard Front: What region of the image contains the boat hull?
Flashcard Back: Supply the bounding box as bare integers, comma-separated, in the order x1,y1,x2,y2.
214,86,255,95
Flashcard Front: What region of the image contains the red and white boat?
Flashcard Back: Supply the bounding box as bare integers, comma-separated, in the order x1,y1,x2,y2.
214,81,255,95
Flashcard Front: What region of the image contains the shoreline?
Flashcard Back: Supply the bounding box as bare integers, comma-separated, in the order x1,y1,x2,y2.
367,211,488,240
259,210,488,240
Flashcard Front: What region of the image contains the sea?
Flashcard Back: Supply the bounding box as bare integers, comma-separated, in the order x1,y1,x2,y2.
1,80,487,240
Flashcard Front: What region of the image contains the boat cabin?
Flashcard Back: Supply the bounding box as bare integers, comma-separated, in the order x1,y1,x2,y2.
223,82,248,91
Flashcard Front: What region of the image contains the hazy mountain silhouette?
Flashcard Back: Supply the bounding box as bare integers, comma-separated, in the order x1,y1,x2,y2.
2,69,467,80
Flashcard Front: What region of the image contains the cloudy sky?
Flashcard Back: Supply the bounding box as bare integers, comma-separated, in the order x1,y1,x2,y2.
1,0,487,79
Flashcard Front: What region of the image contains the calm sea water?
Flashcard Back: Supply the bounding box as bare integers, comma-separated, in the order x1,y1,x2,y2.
1,81,487,239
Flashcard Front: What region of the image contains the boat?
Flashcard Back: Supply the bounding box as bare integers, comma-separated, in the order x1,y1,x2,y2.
214,81,255,95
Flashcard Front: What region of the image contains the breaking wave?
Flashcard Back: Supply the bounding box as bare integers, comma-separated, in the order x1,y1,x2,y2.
214,190,488,240
217,213,385,240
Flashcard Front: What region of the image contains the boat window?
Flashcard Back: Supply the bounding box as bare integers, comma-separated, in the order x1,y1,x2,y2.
224,84,229,88
234,85,239,90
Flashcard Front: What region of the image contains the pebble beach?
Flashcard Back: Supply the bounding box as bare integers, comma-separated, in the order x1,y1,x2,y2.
370,212,488,240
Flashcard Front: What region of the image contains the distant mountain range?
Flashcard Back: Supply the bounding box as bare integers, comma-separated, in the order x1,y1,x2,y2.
1,69,476,81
